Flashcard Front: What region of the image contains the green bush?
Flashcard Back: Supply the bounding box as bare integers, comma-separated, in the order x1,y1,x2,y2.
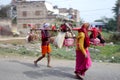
109,32,120,43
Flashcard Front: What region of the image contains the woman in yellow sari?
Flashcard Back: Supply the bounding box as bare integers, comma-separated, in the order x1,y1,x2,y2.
75,23,92,79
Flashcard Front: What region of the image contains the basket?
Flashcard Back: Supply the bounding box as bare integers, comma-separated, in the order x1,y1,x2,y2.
64,38,74,47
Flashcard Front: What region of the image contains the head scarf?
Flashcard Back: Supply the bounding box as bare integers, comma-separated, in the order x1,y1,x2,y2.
43,23,50,30
91,27,98,38
78,23,90,48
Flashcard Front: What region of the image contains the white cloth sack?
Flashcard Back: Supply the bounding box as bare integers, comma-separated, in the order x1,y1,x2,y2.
53,32,65,48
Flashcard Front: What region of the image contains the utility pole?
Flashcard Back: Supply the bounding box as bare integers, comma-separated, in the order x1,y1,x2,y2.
117,0,120,32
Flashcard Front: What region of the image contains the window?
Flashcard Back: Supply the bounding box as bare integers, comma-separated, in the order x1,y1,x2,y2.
22,11,27,17
35,11,41,16
36,5,39,7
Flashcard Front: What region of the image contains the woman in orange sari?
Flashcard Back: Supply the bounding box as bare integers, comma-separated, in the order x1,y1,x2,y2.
34,23,52,67
75,23,92,79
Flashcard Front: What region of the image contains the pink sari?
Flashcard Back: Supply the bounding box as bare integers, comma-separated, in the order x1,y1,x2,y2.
75,49,92,76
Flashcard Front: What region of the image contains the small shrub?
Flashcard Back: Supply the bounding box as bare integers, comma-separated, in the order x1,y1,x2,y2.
109,32,120,43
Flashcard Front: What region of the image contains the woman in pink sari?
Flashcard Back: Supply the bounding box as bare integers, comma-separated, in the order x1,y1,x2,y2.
75,23,92,80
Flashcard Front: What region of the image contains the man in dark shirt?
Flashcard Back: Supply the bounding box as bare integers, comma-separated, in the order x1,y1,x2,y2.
34,23,52,67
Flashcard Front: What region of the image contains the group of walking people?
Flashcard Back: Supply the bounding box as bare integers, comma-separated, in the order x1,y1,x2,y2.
33,22,105,80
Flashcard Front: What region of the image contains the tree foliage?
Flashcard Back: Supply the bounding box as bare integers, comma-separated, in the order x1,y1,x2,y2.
106,18,117,31
0,5,10,18
112,0,119,19
104,0,118,31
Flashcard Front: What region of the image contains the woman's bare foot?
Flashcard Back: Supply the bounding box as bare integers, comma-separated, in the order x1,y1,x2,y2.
34,61,38,67
75,72,84,80
47,65,52,68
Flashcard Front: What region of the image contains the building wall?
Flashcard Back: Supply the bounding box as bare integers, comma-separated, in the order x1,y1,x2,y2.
59,8,80,23
16,1,80,36
74,10,80,23
0,19,12,36
16,1,56,35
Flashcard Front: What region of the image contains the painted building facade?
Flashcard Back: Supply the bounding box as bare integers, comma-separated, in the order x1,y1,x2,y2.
15,0,80,35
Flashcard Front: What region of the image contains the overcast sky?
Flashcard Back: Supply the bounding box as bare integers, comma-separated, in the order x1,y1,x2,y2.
0,0,117,22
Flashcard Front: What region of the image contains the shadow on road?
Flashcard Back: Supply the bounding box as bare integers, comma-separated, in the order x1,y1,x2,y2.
9,60,76,80
23,67,75,79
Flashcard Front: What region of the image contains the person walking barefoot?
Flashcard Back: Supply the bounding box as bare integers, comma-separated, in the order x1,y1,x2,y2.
34,23,52,67
75,23,92,79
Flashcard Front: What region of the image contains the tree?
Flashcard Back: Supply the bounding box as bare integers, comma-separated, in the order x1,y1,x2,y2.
102,0,118,31
112,0,119,19
94,16,117,31
112,0,120,31
0,5,10,18
106,18,117,31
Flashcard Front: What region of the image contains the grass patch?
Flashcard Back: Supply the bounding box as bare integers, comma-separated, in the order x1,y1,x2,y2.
0,43,120,63
51,45,75,60
90,44,120,63
0,46,37,57
0,35,120,63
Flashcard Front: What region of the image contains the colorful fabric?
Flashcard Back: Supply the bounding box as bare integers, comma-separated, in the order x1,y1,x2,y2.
41,44,51,55
76,32,86,55
64,38,74,47
75,23,92,76
41,30,50,45
90,38,100,45
78,23,90,48
97,32,105,44
75,49,92,76
51,25,56,30
89,27,99,40
41,26,51,55
60,23,67,32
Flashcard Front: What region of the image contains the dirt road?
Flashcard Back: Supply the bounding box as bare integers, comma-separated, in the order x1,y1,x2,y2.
0,57,120,80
